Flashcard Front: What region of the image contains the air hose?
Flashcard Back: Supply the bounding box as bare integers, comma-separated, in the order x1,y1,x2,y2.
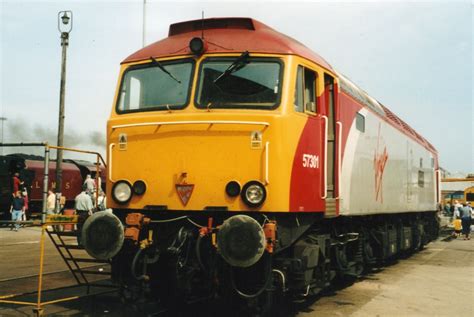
230,253,273,299
195,234,206,272
131,248,147,281
131,247,159,281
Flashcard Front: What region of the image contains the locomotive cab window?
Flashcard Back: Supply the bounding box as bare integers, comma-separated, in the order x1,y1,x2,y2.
356,112,365,132
294,65,317,114
418,170,425,188
117,59,194,113
196,57,282,109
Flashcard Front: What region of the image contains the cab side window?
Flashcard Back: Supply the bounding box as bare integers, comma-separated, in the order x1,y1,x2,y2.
294,65,317,114
294,66,304,112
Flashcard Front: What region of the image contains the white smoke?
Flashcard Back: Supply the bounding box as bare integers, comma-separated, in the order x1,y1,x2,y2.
2,118,106,159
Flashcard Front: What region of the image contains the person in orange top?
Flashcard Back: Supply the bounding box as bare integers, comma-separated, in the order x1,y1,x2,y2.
12,172,22,195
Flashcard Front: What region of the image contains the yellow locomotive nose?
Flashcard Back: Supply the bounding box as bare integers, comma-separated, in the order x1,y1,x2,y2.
108,114,284,212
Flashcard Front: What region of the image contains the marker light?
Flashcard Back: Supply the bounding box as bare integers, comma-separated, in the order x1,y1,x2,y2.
133,180,147,195
241,181,266,208
225,181,241,197
112,180,133,204
189,37,207,55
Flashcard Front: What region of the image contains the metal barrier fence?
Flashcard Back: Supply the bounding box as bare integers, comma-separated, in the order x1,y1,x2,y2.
0,143,107,316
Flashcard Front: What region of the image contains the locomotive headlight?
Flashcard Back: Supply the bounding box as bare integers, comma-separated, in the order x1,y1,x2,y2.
189,37,207,55
241,181,266,208
112,180,133,204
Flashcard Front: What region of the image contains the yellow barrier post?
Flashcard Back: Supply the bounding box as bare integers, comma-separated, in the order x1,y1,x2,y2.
33,225,47,317
0,144,107,315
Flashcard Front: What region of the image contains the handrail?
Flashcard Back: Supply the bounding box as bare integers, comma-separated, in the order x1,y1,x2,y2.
112,120,270,130
48,145,105,208
335,121,342,199
265,142,270,185
109,143,115,182
48,145,107,168
321,115,328,199
436,169,441,204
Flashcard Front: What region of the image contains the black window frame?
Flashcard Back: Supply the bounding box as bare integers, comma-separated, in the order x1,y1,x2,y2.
115,58,196,114
194,56,284,110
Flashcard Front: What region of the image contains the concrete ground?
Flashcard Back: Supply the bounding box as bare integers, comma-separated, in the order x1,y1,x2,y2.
0,226,472,316
300,229,474,317
0,226,71,282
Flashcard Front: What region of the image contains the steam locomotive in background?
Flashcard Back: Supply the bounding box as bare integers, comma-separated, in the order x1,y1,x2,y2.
0,154,104,219
81,18,440,314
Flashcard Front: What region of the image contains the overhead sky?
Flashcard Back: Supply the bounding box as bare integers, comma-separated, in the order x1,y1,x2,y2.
1,0,472,173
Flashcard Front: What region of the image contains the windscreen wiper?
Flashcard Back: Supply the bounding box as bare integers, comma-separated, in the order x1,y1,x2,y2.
150,57,181,83
213,51,250,84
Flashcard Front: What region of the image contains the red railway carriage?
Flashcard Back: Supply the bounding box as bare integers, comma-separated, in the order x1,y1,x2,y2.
25,160,83,206
0,154,105,218
81,18,440,314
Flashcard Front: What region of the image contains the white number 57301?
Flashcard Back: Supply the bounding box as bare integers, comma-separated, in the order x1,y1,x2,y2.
302,154,319,169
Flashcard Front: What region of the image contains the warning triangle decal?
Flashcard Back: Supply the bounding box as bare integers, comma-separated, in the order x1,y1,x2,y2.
175,184,194,206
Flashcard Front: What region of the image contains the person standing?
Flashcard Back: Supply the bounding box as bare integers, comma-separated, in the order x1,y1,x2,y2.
460,202,472,240
21,189,29,221
75,185,94,245
444,202,451,216
95,171,102,193
83,174,96,194
453,200,462,219
12,172,23,195
96,190,107,211
47,189,56,214
10,191,25,231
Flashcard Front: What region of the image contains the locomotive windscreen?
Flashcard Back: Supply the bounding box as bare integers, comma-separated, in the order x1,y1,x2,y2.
196,58,281,109
117,58,194,113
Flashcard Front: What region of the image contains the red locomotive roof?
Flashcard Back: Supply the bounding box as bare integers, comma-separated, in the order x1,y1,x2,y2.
122,17,333,71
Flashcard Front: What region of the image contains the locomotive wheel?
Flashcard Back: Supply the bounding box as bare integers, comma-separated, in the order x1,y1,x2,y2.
119,285,140,304
363,240,376,264
334,244,350,272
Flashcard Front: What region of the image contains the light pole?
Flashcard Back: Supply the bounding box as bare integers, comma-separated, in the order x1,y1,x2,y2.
0,117,6,155
142,0,147,47
56,11,72,212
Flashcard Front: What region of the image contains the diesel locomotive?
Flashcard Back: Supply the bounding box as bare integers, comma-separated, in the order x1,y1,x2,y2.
82,18,440,313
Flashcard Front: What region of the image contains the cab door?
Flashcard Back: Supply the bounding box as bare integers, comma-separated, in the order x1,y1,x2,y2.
323,74,339,216
289,65,325,212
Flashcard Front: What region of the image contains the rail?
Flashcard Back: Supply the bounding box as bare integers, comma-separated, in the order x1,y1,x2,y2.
0,143,112,315
111,120,270,130
0,215,113,317
441,178,474,182
265,141,270,185
108,143,115,182
335,121,342,199
436,170,441,204
321,116,328,199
